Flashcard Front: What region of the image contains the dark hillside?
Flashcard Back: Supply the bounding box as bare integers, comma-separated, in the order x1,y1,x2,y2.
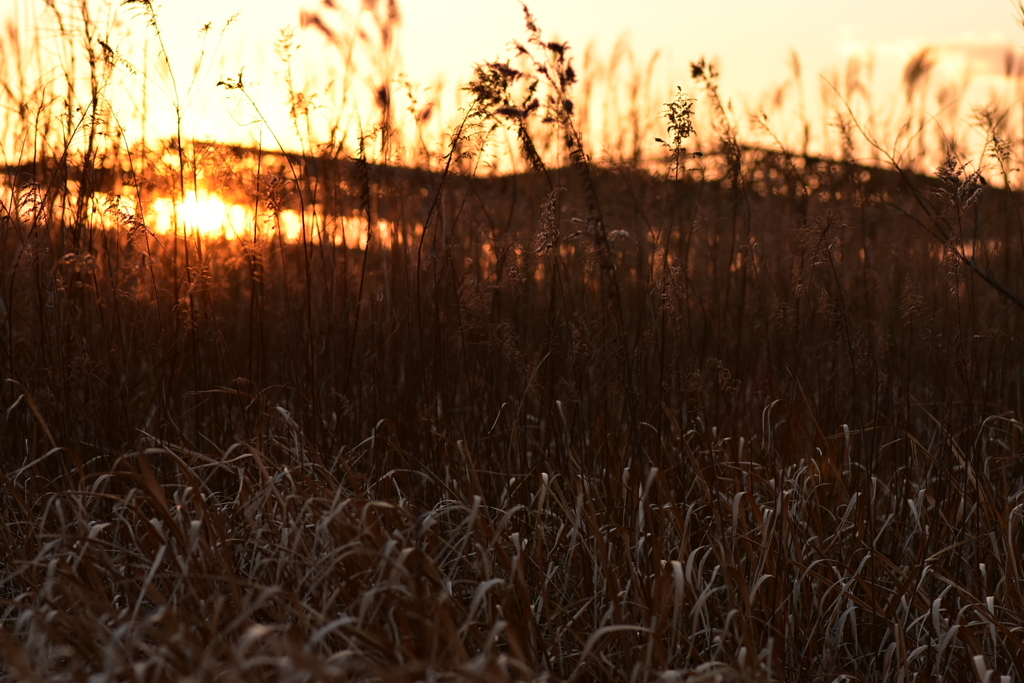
4,144,1024,682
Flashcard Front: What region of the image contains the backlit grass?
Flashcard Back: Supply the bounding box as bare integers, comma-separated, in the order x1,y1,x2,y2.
2,1,1024,681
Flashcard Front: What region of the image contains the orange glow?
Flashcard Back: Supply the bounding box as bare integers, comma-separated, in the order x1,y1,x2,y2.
149,191,238,240
1,0,1019,175
181,191,229,238
99,188,418,249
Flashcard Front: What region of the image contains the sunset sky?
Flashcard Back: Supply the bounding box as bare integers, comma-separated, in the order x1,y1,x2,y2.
144,0,1021,97
5,0,1024,160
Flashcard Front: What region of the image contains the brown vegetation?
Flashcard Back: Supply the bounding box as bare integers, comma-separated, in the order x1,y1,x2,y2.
2,1,1024,681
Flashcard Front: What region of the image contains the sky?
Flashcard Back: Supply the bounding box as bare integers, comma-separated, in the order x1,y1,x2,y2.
402,0,1020,96
5,0,1024,160
139,0,1021,96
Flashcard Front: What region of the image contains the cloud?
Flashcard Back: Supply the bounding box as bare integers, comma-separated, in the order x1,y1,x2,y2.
934,41,1023,78
841,35,1022,81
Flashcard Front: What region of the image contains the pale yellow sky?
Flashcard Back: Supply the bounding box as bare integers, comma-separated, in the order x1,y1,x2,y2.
155,0,1024,150
5,0,1023,162
137,0,1023,96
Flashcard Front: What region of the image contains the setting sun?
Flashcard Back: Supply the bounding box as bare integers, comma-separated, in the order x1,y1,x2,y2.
172,191,230,238
181,191,228,237
146,189,270,241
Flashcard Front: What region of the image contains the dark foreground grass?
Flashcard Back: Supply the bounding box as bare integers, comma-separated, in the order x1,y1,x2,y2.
3,3,1024,681
4,147,1024,682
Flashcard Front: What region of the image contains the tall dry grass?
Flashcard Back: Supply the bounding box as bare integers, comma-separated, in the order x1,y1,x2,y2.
2,1,1024,681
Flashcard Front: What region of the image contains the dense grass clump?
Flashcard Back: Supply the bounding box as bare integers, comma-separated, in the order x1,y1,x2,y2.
3,1,1024,681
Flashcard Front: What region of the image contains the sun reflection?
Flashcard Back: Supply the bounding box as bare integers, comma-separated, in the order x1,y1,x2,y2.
149,190,237,239
90,187,419,249
274,213,406,249
181,191,229,237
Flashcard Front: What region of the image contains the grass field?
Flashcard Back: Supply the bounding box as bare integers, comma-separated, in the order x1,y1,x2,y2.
2,1,1024,681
